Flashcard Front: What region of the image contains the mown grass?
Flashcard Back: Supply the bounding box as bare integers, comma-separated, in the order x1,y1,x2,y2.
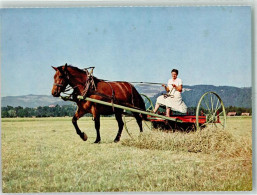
1,116,252,192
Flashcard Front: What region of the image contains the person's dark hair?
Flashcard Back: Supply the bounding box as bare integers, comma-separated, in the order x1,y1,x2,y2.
171,69,178,75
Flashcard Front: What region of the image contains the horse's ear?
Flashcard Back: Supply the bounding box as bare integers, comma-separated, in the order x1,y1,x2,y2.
52,66,58,71
64,63,68,70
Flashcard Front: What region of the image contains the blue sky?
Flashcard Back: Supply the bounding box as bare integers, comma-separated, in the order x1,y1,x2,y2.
0,6,252,96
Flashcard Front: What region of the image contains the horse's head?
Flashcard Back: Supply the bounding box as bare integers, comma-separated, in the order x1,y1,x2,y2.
51,64,69,97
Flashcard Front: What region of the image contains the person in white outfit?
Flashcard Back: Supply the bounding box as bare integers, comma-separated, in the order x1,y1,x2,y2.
153,69,187,117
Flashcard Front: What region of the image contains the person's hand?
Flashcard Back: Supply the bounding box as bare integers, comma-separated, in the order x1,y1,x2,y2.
172,84,176,88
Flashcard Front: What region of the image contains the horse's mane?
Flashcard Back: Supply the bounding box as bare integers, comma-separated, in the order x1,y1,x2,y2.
60,65,104,84
57,65,86,74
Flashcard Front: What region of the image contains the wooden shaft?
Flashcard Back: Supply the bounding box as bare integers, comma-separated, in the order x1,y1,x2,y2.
77,95,182,122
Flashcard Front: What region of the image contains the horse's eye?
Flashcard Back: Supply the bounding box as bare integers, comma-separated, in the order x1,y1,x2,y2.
59,76,63,79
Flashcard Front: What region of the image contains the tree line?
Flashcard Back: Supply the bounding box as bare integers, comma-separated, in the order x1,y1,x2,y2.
1,104,252,118
1,105,83,118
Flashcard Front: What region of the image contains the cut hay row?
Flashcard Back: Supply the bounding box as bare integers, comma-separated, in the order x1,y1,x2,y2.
122,126,252,159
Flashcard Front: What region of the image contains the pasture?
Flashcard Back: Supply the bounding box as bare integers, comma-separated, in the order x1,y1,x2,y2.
1,116,252,192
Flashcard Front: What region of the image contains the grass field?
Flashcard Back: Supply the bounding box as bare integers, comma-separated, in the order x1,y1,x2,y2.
1,116,252,192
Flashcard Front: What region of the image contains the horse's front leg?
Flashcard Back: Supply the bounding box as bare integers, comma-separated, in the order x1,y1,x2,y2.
72,107,88,141
91,106,101,143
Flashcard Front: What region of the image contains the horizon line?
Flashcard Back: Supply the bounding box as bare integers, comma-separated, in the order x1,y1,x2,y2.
1,84,252,98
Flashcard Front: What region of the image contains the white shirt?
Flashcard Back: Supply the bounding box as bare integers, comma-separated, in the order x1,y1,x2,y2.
167,78,182,96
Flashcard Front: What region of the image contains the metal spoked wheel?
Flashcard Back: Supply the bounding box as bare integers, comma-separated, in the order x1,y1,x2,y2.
140,93,154,131
196,91,226,130
123,94,154,138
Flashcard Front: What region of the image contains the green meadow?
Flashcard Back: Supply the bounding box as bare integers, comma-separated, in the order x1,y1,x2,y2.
1,116,252,192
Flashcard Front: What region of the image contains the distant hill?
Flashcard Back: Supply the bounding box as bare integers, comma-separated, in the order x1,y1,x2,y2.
135,85,252,108
1,85,252,108
1,95,73,108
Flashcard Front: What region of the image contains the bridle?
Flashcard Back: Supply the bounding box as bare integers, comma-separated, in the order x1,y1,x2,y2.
53,65,74,95
53,82,66,87
53,82,74,94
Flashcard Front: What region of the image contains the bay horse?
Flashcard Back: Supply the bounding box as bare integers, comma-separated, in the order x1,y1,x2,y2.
51,64,146,143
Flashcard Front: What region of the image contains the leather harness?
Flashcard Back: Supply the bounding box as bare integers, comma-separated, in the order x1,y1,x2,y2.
56,66,142,111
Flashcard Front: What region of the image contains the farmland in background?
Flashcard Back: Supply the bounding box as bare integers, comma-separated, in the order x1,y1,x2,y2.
1,105,252,118
1,116,252,192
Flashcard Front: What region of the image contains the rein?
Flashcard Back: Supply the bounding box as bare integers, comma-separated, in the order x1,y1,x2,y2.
99,79,165,86
130,81,166,85
54,83,64,87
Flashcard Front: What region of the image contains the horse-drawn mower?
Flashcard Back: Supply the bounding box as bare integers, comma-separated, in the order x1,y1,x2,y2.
52,64,226,142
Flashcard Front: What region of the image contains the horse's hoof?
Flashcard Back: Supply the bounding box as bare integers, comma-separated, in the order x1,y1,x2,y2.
81,133,88,141
94,139,101,144
114,139,120,143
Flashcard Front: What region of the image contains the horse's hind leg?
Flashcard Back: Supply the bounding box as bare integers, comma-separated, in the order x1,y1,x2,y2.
114,110,124,142
72,107,88,141
93,114,101,143
133,112,143,132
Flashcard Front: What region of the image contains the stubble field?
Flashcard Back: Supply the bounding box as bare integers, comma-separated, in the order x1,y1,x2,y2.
1,116,252,192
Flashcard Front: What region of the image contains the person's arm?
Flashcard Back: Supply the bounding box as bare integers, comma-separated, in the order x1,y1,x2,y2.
162,84,169,92
172,84,182,92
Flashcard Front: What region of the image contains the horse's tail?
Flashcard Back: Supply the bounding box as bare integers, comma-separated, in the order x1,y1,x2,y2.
130,84,148,121
139,99,148,121
138,94,148,121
